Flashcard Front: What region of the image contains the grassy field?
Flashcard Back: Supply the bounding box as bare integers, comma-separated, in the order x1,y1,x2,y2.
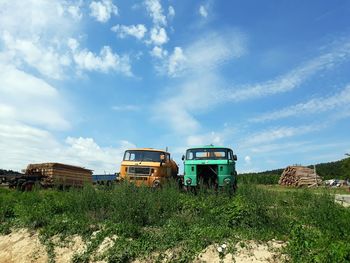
0,182,350,262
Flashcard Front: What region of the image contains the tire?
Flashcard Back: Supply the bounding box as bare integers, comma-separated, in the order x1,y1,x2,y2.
21,181,34,192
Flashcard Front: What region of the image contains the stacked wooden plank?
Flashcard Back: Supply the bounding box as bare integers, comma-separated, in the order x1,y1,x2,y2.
279,166,322,187
25,163,93,187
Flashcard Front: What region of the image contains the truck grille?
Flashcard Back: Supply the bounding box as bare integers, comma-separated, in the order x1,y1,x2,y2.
129,176,148,181
127,166,151,176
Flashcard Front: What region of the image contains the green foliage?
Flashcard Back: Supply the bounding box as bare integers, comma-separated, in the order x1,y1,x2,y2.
238,158,350,185
0,183,350,262
309,159,348,180
341,157,350,179
237,173,280,185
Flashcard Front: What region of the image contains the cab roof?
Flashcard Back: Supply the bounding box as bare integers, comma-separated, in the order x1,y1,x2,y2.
125,148,169,153
187,145,232,150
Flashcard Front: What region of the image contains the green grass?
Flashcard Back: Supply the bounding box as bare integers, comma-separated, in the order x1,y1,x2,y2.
237,173,280,185
0,182,350,262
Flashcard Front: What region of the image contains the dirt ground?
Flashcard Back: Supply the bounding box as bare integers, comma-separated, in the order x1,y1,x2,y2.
0,229,48,263
194,241,285,263
0,229,284,263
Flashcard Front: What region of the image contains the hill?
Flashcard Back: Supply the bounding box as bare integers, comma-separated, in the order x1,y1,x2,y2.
238,158,350,184
0,169,23,176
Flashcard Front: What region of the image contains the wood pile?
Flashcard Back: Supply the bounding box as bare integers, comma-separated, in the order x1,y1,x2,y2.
279,166,322,187
25,163,92,187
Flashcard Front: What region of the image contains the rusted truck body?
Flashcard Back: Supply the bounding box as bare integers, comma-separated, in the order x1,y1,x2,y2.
119,148,178,187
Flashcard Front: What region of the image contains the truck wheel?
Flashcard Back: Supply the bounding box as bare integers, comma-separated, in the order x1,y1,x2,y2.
230,181,238,195
21,181,34,192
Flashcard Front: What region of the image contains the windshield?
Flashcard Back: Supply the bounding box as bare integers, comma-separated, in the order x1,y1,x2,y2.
123,150,164,162
186,148,231,160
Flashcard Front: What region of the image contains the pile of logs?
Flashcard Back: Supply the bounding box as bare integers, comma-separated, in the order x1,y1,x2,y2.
24,163,92,187
279,166,322,187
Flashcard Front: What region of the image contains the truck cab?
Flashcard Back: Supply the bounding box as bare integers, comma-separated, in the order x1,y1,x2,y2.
182,145,237,191
119,148,178,187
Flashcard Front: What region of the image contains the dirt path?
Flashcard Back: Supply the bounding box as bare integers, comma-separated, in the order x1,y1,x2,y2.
194,241,285,263
335,194,350,207
0,229,48,263
0,229,284,263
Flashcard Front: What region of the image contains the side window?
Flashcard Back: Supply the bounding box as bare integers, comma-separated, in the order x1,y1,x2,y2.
124,152,130,160
228,151,232,160
187,151,194,160
166,153,170,161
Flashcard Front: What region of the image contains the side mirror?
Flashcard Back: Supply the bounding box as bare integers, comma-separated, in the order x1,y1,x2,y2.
233,154,237,161
181,155,185,161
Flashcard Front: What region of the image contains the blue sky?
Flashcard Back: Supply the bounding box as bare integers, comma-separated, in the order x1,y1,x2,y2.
1,0,350,173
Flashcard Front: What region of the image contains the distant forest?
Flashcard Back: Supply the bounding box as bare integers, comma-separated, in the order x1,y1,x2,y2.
0,169,22,176
238,158,350,184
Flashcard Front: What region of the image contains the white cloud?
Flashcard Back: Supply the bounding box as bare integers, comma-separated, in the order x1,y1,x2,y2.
186,132,223,146
150,27,169,46
145,0,166,26
151,31,247,133
0,1,131,78
252,84,350,122
0,123,62,171
0,122,135,173
224,41,350,102
0,0,83,79
186,31,246,71
199,5,208,18
150,46,168,58
242,125,321,146
167,47,187,76
0,0,80,38
111,24,147,40
66,1,83,20
168,6,175,19
154,31,247,77
0,1,136,174
153,37,350,142
244,155,251,164
67,38,79,51
144,0,171,56
64,137,135,173
89,0,118,23
112,105,140,111
0,65,70,130
153,73,222,134
1,31,71,79
72,45,132,75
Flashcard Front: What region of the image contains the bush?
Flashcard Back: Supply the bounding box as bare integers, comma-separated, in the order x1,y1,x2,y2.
0,183,350,262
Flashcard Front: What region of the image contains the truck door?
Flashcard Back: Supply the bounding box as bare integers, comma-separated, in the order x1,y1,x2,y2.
166,153,171,177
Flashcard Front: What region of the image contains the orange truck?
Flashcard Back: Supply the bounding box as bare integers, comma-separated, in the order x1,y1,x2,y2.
119,148,178,187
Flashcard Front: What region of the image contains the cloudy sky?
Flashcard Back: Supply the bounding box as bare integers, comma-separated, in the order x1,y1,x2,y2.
1,0,350,173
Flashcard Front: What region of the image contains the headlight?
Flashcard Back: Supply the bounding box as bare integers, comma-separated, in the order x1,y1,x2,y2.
224,178,231,185
185,178,192,185
153,180,160,188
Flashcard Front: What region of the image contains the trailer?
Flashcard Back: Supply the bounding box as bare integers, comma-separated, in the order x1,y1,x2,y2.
0,170,23,185
8,174,46,191
8,163,93,190
92,173,119,186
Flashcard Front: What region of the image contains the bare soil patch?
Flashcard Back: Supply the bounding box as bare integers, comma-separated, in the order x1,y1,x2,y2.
0,229,285,263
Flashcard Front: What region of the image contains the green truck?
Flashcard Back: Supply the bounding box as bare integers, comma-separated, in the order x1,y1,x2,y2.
181,145,238,192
